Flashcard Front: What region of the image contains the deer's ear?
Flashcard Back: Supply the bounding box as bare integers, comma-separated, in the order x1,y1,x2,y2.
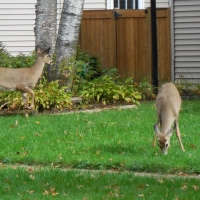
35,45,42,54
154,124,160,135
43,47,50,54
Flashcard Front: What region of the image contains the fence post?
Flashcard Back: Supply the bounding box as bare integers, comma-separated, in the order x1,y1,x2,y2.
151,0,158,93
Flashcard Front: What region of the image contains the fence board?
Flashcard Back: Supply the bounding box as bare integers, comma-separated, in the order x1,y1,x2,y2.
156,8,171,84
79,8,171,83
80,10,116,70
116,10,150,81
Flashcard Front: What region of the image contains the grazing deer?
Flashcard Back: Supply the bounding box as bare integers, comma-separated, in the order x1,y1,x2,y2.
153,82,185,154
0,46,52,110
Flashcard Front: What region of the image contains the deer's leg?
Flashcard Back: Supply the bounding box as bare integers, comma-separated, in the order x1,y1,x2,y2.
22,93,28,109
19,86,35,110
153,117,160,147
174,119,185,152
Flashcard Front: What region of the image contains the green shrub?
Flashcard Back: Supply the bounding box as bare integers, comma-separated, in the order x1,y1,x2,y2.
0,42,35,68
76,48,101,80
79,72,141,105
136,78,156,100
0,44,155,111
0,91,22,110
34,77,72,111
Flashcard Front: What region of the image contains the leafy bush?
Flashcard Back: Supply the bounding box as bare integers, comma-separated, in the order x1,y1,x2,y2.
78,71,141,105
0,79,72,111
34,77,72,111
136,78,156,100
0,44,155,111
0,42,35,68
0,91,22,110
76,48,101,80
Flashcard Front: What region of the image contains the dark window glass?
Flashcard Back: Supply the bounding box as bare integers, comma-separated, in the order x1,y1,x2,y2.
114,0,138,9
120,1,125,9
135,0,138,9
127,0,133,9
114,0,118,8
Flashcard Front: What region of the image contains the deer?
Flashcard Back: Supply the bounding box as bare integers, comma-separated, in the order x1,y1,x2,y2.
153,82,185,155
0,46,52,110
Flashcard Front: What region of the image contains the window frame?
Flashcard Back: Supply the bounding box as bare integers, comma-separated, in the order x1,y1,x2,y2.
106,0,144,9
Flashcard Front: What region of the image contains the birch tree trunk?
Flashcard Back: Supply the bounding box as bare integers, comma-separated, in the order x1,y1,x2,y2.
55,0,84,89
35,0,57,81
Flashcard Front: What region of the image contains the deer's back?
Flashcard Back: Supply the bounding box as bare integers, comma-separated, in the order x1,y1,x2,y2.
156,83,181,117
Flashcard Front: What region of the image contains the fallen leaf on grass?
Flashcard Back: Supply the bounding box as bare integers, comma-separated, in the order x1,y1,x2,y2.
158,179,164,183
190,144,197,149
178,172,188,176
138,194,144,198
26,190,34,194
192,185,199,190
26,167,34,173
43,188,59,196
29,175,35,180
181,184,187,190
35,132,41,137
77,185,84,189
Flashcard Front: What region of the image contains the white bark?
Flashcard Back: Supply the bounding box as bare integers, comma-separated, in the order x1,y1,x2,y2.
35,0,57,80
55,0,84,83
35,0,57,53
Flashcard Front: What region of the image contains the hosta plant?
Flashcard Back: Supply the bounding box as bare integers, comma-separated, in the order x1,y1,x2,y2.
79,75,141,105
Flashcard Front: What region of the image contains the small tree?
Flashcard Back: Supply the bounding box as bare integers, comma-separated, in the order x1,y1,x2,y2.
54,0,85,90
35,0,57,80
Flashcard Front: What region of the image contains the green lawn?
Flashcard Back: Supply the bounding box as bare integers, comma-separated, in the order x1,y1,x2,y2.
0,166,199,200
0,100,199,199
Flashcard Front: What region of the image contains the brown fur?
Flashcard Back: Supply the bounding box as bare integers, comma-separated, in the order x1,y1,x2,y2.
0,46,52,110
153,82,185,154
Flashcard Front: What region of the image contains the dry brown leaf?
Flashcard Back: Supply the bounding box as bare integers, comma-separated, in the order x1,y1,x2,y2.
29,175,35,180
181,185,187,190
190,144,197,149
192,185,199,190
27,167,34,173
26,190,34,194
51,188,58,196
35,132,41,137
138,194,144,198
43,190,49,195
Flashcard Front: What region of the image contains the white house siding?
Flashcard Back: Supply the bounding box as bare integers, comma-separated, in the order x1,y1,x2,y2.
0,0,106,56
0,0,36,55
145,0,170,8
172,0,200,82
84,0,106,10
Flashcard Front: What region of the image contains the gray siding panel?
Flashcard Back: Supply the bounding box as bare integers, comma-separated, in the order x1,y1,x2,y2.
173,0,200,82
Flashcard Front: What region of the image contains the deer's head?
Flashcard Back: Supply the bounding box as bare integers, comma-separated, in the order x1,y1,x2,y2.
35,45,53,65
154,124,174,155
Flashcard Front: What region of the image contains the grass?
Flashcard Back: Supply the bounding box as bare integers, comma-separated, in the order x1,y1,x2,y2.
0,100,199,173
0,166,199,200
0,100,200,199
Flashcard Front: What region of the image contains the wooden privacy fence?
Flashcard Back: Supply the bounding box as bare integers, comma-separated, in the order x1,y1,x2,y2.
79,8,171,83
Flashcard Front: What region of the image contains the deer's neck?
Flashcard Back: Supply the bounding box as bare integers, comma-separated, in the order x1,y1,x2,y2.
31,57,46,76
161,112,175,134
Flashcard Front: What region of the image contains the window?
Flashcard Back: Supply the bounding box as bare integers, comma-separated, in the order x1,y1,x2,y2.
106,0,144,9
114,0,138,9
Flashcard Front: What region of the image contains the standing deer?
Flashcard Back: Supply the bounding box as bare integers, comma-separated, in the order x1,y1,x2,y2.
153,82,185,154
0,46,52,110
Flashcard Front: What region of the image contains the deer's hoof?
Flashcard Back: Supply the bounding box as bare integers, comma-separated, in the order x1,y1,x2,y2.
27,106,35,110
